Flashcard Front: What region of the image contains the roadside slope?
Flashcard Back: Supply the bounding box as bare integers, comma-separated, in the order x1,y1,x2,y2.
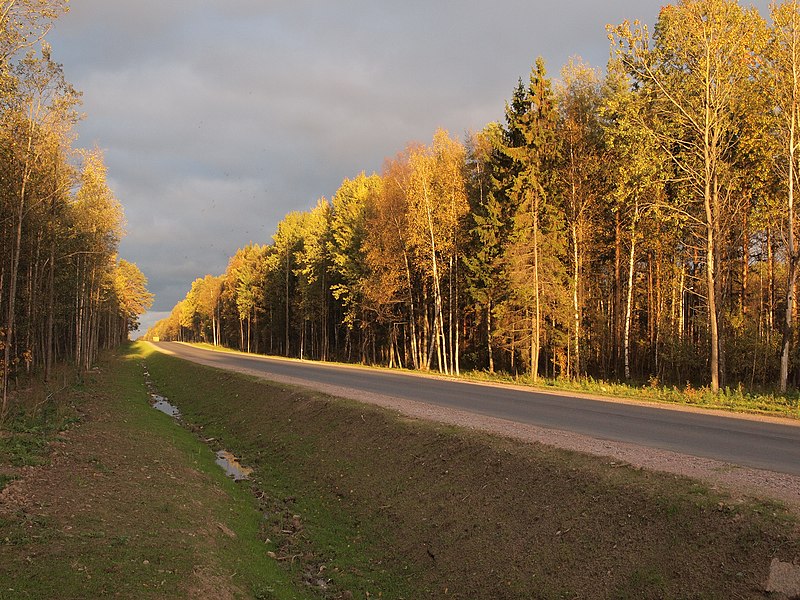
154,341,800,504
145,345,800,599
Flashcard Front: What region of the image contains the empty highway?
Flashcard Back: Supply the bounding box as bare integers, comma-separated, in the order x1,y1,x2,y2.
152,342,800,476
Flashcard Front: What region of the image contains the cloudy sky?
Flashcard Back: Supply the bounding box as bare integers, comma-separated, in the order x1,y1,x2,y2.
47,1,770,333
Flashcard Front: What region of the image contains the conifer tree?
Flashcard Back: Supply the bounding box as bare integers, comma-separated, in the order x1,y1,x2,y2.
503,57,559,380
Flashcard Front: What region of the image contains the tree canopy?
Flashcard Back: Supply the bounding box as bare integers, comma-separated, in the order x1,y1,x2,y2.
1,1,151,418
149,0,800,394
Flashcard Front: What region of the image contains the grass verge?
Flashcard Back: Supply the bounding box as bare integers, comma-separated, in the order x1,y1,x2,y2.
463,369,800,418
144,343,800,599
0,343,312,600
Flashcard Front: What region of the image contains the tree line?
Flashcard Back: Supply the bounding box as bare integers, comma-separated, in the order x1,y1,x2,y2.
148,0,800,394
1,1,152,418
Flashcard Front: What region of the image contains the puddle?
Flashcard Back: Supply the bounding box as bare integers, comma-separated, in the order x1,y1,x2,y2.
151,394,181,418
215,450,253,481
141,363,252,482
141,363,182,420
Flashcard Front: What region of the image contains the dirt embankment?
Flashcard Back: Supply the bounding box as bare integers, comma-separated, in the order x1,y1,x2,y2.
159,342,800,510
147,348,800,599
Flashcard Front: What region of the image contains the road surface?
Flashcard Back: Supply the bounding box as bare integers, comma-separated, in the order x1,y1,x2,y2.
152,342,800,476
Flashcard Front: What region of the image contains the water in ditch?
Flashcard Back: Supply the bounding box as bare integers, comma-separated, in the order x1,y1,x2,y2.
215,450,254,481
141,363,252,482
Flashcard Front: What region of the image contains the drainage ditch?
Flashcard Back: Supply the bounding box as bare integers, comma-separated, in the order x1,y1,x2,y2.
141,363,252,482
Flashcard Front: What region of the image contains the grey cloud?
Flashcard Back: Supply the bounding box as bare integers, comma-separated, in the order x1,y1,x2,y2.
48,0,771,321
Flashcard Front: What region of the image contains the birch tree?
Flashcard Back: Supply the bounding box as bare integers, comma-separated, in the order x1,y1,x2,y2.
610,0,766,391
69,149,123,371
406,130,468,374
1,44,78,412
770,0,800,392
328,173,381,362
0,0,67,66
112,259,153,340
555,58,605,378
600,60,665,380
367,151,423,368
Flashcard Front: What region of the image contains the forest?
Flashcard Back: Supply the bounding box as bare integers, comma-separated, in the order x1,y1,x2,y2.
148,0,800,394
0,1,152,418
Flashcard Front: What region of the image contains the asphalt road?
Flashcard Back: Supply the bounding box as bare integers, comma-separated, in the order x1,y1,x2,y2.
153,342,800,476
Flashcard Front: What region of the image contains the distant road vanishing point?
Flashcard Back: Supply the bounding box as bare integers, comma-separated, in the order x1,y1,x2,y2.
152,342,800,477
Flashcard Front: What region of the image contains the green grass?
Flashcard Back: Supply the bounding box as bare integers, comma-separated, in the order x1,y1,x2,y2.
0,474,17,492
147,355,414,597
4,341,798,598
0,343,315,600
0,387,82,469
463,369,800,418
119,343,315,600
